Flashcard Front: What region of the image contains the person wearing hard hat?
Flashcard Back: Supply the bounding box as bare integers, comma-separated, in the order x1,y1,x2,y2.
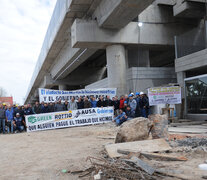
135,92,141,117
139,92,149,118
128,94,137,114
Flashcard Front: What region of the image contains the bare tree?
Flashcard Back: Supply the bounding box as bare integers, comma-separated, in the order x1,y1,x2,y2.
0,87,7,97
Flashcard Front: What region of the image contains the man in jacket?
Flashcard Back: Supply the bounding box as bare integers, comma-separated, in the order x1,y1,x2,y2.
125,106,135,120
90,97,97,108
135,92,141,117
33,101,41,114
54,99,65,112
114,109,127,126
97,96,105,107
13,113,25,132
77,97,84,109
83,97,91,109
0,103,6,134
105,96,113,107
67,97,77,110
128,94,137,114
6,105,14,133
139,92,149,118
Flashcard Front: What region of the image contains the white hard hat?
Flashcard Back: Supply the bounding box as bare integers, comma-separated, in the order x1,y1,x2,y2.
140,92,144,95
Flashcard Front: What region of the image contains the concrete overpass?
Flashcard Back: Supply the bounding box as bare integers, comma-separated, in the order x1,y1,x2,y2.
25,0,206,104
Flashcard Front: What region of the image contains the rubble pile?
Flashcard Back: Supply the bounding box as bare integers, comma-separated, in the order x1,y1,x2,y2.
176,138,207,147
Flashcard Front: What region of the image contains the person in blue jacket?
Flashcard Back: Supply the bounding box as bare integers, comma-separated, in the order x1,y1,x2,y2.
5,105,14,133
114,109,127,126
90,97,97,108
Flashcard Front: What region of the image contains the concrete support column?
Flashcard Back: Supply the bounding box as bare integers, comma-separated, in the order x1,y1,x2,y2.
58,85,67,90
176,71,186,119
106,45,127,96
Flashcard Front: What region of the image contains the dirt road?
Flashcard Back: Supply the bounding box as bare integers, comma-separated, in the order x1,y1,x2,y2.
0,123,117,180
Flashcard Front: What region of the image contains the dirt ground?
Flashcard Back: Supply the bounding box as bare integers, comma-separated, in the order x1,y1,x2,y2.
0,123,117,180
1,123,207,180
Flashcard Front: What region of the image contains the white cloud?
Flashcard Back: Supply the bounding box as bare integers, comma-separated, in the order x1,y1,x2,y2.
0,0,56,104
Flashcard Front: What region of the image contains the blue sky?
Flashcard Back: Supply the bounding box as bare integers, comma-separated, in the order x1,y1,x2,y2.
0,0,56,104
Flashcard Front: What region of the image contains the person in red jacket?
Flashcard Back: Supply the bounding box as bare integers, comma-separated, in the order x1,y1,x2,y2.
119,95,125,110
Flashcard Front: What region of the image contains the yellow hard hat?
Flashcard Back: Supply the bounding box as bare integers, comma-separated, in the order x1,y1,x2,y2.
2,103,6,106
16,104,18,107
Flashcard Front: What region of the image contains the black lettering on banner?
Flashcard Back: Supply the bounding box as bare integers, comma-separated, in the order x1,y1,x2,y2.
56,121,69,127
69,120,75,125
99,116,112,122
37,123,55,129
55,113,72,120
75,118,91,125
92,118,98,123
29,125,36,131
43,97,47,101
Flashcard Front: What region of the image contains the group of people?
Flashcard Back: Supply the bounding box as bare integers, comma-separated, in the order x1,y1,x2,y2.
0,91,149,133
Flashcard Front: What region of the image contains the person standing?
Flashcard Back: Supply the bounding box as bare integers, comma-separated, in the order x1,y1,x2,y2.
77,97,84,109
139,92,149,118
104,96,113,107
113,96,120,116
33,101,41,114
119,95,125,110
64,100,68,111
90,97,97,108
5,105,14,133
48,102,55,112
97,96,105,107
23,104,33,116
83,97,91,109
67,97,77,110
128,94,137,114
0,103,6,134
41,103,49,113
54,99,65,112
135,92,141,117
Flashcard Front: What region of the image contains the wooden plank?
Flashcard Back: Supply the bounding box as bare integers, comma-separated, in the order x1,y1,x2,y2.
105,139,171,158
140,152,188,161
122,156,155,175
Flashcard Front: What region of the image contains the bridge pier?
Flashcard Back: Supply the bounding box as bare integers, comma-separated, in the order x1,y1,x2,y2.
106,45,127,97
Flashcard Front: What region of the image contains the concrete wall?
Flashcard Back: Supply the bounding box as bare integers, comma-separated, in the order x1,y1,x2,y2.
86,67,176,94
85,78,108,89
127,67,177,93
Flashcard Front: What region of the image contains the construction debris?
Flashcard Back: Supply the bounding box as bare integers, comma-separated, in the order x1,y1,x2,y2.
140,152,187,161
115,117,152,143
105,139,171,158
122,156,155,175
148,114,169,140
69,152,189,180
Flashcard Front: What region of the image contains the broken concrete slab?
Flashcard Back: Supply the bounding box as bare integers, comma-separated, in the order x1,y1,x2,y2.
115,117,152,143
105,139,171,158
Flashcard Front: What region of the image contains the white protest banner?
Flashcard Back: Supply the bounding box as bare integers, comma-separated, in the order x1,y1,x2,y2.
148,86,181,106
39,88,116,103
26,107,114,132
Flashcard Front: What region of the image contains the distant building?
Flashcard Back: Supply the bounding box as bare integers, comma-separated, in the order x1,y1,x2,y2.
0,97,13,105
